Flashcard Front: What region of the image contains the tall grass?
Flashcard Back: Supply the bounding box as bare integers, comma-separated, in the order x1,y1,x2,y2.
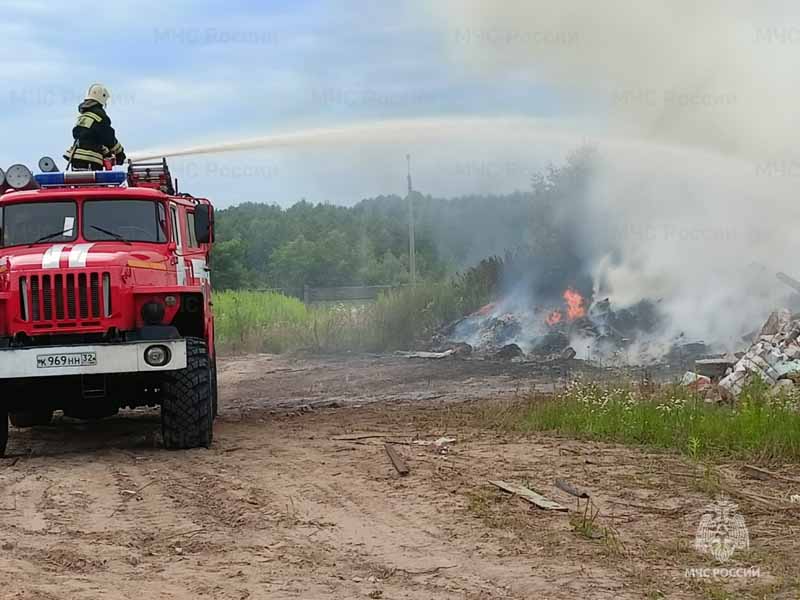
214,255,500,354
214,278,492,354
214,290,310,353
508,379,800,462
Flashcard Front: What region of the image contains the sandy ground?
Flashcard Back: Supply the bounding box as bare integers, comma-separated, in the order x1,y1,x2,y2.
1,354,798,599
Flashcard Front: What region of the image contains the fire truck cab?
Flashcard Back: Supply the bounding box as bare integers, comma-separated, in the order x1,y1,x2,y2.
0,159,216,455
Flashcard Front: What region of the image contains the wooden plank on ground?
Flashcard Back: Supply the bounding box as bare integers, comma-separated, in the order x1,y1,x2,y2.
555,478,590,499
331,433,389,441
394,350,455,359
489,480,567,512
742,464,800,485
384,443,410,476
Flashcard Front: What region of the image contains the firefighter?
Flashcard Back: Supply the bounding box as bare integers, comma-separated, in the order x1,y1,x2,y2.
63,84,126,170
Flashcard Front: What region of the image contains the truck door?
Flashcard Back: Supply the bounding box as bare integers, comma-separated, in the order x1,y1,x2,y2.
170,204,186,286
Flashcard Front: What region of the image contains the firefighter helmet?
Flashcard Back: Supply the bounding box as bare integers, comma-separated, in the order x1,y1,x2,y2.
85,83,110,107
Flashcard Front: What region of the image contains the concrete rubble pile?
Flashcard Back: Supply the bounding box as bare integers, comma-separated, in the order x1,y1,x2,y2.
717,309,800,401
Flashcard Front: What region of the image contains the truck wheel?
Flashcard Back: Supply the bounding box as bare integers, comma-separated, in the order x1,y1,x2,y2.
0,411,8,457
211,354,219,418
161,338,213,449
9,409,54,428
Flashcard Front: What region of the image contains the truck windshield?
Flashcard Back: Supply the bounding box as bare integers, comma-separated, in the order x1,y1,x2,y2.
84,200,167,243
0,202,77,247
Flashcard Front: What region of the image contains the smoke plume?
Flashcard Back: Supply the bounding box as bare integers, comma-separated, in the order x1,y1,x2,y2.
428,0,800,352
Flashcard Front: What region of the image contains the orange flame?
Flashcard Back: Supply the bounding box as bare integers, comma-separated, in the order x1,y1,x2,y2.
545,310,563,326
475,302,497,317
563,288,586,320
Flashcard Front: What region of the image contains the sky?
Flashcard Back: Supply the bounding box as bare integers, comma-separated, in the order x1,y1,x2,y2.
0,0,581,208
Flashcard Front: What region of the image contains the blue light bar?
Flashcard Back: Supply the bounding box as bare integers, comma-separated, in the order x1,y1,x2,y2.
34,172,66,186
96,171,126,185
34,171,126,187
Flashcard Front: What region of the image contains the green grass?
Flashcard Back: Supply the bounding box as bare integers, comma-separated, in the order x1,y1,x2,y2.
214,280,488,355
214,290,310,353
506,379,800,462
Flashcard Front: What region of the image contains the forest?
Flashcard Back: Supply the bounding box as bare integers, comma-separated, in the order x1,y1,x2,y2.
211,149,593,291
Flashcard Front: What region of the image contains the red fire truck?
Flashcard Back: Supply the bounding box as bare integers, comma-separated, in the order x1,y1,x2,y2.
0,159,217,455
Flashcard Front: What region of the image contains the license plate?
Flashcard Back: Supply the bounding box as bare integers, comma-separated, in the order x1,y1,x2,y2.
36,352,97,369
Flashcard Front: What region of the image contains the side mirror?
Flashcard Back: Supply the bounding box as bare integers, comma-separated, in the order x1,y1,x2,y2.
194,204,214,244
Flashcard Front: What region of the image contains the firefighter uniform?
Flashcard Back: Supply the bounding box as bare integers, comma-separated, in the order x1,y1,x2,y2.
64,99,126,170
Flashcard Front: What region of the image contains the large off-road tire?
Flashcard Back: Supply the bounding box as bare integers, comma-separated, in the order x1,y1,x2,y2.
9,409,54,428
211,353,219,418
0,411,8,457
161,338,213,449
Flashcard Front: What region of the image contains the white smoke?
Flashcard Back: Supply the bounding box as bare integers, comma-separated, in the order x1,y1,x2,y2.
427,0,800,352
428,0,800,158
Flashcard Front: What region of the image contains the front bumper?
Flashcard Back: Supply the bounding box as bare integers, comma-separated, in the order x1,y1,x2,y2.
0,339,187,379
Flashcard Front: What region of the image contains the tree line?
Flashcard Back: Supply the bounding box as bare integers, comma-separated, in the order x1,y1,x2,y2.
211,149,594,292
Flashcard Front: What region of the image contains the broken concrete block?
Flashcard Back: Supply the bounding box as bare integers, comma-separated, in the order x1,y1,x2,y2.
695,357,736,380
784,344,800,360
758,309,791,337
719,369,749,401
719,310,800,401
774,358,800,378
681,371,712,390
769,378,795,397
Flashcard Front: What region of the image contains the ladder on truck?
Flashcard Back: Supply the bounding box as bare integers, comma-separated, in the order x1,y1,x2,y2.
128,159,175,195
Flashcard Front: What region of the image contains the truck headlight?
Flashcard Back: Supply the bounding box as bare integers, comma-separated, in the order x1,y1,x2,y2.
144,345,170,367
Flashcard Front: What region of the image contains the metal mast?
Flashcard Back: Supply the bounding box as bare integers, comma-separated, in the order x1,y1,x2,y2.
406,154,416,286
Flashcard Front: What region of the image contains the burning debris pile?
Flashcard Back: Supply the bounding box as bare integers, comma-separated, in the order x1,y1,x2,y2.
433,287,706,366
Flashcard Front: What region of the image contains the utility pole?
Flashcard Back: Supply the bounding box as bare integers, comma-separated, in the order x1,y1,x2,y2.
406,153,417,287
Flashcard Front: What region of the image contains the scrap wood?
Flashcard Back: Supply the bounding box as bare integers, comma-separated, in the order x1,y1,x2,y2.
742,464,800,485
488,480,567,512
412,437,456,447
392,564,458,576
555,478,590,499
394,350,455,359
162,528,206,542
109,479,158,517
606,499,686,515
718,482,798,511
331,433,391,441
559,447,581,456
713,468,800,511
384,443,410,476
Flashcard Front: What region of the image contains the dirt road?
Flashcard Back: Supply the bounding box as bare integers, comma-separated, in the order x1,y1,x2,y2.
1,355,797,599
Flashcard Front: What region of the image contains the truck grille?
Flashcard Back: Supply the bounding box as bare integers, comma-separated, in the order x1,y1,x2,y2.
19,273,112,325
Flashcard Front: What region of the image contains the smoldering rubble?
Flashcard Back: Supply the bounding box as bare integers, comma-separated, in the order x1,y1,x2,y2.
430,290,709,369
421,270,800,404
428,298,800,403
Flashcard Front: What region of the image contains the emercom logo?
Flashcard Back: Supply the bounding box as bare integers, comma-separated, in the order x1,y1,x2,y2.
694,497,749,562
685,497,760,580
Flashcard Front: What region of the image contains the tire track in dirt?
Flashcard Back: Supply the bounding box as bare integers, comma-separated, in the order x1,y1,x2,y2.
255,442,581,599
